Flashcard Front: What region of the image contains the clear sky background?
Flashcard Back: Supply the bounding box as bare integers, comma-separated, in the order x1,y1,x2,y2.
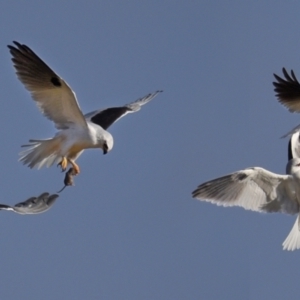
0,1,300,299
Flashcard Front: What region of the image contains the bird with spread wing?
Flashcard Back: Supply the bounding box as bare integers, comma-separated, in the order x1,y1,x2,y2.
192,71,300,251
192,154,300,251
8,41,162,175
192,79,300,251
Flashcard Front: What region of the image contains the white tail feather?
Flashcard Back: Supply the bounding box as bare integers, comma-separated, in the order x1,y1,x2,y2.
282,215,300,251
19,137,62,169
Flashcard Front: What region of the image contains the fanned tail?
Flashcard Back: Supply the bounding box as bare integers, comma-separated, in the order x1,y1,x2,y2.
19,137,63,169
282,215,300,251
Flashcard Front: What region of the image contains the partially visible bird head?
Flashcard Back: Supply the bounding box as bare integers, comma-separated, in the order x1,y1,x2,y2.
286,158,300,175
101,131,114,155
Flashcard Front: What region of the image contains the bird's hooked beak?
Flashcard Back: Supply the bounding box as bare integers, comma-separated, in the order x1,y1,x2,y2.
103,143,108,155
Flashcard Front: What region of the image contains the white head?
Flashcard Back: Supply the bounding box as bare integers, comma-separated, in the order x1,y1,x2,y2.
101,131,114,155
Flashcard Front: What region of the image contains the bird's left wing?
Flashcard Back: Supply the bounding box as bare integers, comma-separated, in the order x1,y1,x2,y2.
85,90,162,130
8,41,87,130
192,167,298,214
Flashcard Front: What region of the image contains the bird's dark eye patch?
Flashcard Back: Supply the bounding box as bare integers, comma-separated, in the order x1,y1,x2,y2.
235,173,247,181
51,77,61,87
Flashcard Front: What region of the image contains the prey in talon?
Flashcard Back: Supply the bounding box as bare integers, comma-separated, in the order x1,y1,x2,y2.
57,168,77,193
57,157,80,174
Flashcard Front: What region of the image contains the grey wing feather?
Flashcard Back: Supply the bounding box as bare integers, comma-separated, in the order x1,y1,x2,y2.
11,193,59,214
85,90,162,130
125,90,163,112
273,68,300,113
46,194,59,207
192,168,297,214
8,41,87,130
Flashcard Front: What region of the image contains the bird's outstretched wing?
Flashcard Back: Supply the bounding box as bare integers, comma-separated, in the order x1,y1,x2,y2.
0,192,59,214
8,41,87,130
273,68,300,113
85,90,163,130
192,167,298,215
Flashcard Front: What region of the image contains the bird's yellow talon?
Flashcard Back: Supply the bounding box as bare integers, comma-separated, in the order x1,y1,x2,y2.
58,157,68,171
68,159,80,175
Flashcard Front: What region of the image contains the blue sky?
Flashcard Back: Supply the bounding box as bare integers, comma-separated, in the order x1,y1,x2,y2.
1,1,300,299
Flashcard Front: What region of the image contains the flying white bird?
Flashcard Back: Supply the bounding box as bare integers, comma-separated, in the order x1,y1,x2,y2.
8,41,162,174
273,68,300,137
0,192,59,214
192,134,300,251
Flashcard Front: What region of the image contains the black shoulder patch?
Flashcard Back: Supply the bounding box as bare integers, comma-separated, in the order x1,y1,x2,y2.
235,173,247,181
51,77,61,87
91,107,129,130
288,138,293,161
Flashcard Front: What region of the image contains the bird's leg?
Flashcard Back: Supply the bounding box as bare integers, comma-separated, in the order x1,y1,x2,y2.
67,159,80,175
57,157,68,172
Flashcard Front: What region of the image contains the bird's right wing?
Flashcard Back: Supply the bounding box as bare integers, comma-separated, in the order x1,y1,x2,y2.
85,90,162,130
8,41,87,130
192,167,298,214
273,68,300,113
